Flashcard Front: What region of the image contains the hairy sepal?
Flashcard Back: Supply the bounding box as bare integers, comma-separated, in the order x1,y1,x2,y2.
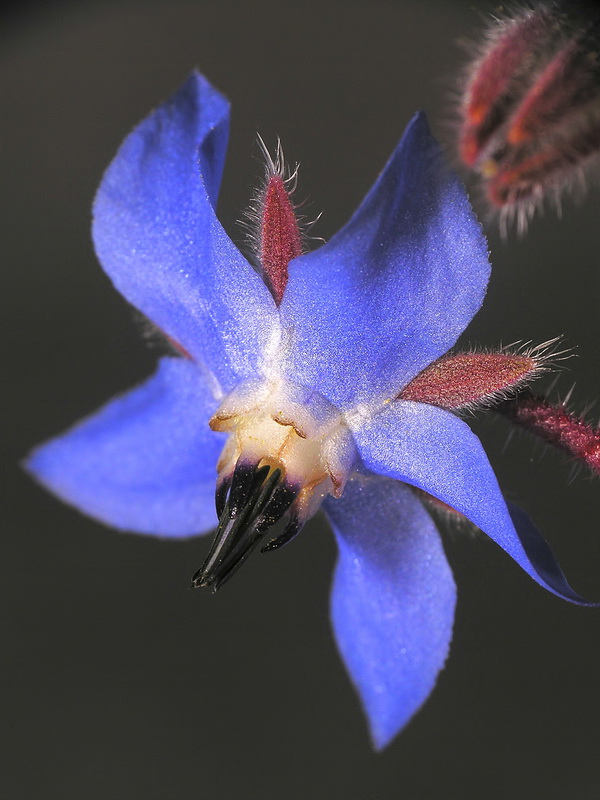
242,137,304,305
399,342,556,412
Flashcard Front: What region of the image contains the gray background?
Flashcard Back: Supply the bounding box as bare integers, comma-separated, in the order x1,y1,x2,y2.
3,1,600,798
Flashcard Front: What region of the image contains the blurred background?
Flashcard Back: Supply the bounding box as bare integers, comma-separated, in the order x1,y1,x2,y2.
3,0,600,797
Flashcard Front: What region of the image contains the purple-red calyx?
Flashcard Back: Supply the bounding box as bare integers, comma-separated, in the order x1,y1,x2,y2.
251,138,303,305
399,348,544,411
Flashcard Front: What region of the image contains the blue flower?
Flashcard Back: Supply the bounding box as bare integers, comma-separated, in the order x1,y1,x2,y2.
27,73,593,749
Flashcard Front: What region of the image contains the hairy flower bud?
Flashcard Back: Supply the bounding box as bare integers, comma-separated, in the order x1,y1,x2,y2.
458,1,600,230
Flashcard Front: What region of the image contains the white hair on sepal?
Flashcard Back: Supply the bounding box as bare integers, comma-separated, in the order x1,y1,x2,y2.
238,134,323,270
509,336,575,367
449,336,571,418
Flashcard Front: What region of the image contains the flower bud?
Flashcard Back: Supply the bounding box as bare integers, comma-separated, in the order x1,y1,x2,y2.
458,1,600,230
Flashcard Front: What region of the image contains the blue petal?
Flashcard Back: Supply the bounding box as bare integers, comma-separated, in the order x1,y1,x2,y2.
324,474,456,749
279,113,490,408
353,401,596,605
93,72,278,394
26,358,225,537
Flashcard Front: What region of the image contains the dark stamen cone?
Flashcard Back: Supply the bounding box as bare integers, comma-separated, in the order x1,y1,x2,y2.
228,460,269,518
215,473,232,518
261,514,303,553
192,461,302,591
252,481,299,535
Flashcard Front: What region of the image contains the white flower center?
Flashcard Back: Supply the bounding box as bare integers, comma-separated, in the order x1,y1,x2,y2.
192,379,357,591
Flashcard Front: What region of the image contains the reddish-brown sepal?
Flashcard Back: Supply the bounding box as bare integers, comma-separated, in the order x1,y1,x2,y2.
399,347,548,411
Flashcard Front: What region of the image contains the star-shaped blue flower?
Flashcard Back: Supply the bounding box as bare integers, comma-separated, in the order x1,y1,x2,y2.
28,73,593,749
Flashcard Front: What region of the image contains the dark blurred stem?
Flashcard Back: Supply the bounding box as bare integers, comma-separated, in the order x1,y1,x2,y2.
493,390,600,476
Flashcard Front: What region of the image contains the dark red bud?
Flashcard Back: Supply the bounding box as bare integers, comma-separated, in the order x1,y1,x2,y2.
458,1,600,226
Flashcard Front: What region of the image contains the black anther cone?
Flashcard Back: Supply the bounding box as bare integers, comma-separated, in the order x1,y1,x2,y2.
191,461,301,591
261,514,302,553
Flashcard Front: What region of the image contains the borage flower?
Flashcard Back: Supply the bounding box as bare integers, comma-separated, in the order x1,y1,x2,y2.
28,73,596,749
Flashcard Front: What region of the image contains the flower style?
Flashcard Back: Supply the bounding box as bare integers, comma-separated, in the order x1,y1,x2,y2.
28,73,595,749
